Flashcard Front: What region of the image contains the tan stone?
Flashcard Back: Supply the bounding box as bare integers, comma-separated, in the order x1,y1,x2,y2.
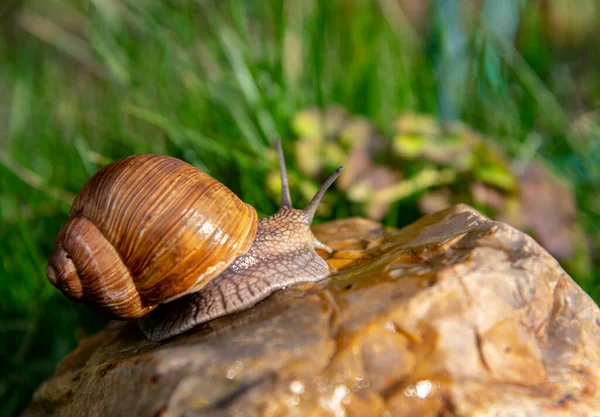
22,205,600,417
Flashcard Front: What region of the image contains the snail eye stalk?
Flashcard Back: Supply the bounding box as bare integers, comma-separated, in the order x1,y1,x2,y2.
303,166,344,224
275,139,292,208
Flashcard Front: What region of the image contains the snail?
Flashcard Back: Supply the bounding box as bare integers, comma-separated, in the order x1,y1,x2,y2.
46,140,343,341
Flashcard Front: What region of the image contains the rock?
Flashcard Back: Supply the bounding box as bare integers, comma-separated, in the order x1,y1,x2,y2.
22,205,600,417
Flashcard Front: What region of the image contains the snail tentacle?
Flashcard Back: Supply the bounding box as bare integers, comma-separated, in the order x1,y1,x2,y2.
275,139,292,208
303,166,344,223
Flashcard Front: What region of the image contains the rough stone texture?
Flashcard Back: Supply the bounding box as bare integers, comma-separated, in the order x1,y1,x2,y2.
23,205,600,417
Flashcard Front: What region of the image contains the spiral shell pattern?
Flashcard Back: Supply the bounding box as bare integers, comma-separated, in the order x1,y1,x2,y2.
46,155,258,319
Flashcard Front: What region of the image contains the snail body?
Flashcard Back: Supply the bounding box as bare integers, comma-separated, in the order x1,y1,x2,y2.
47,141,342,341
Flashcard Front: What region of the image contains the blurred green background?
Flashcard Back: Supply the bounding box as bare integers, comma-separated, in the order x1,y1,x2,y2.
1,0,599,415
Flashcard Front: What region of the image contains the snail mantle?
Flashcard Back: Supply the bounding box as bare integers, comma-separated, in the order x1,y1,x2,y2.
23,205,600,417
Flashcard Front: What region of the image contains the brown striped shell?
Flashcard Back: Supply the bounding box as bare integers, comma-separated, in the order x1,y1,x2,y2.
46,155,258,319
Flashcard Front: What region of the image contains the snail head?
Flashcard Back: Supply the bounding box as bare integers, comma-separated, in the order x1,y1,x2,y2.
269,139,343,253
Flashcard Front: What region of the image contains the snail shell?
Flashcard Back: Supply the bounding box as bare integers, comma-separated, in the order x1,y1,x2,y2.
46,154,258,318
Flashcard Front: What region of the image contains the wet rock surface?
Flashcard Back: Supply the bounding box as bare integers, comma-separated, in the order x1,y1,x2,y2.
23,205,600,417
